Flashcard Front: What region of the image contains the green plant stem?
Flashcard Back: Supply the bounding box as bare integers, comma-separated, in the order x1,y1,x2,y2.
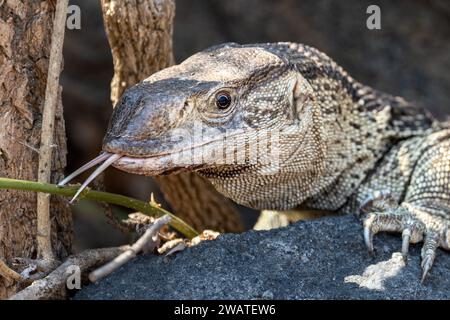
0,177,198,239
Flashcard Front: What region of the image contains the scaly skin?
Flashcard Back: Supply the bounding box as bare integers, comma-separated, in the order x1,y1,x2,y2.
102,42,450,281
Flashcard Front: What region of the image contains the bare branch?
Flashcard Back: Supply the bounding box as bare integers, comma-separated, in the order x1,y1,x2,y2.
10,247,128,300
89,215,172,283
36,0,69,261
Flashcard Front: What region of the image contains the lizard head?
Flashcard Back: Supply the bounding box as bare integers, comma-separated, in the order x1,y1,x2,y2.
66,43,328,209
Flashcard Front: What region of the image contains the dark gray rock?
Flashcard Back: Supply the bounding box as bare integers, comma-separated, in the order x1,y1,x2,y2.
74,215,450,300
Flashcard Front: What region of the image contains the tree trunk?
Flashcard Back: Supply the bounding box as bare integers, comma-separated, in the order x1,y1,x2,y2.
0,0,72,298
100,0,243,233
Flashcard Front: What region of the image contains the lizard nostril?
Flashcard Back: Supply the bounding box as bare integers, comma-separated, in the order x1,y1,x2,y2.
180,100,191,118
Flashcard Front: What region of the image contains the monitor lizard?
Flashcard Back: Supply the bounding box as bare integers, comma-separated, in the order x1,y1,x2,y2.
68,42,450,281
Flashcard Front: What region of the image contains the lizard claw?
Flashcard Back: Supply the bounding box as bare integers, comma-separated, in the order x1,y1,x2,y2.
363,224,374,254
359,190,397,216
420,233,439,283
421,255,433,283
401,228,411,263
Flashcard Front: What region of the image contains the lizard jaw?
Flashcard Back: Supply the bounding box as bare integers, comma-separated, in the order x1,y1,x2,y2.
111,154,203,176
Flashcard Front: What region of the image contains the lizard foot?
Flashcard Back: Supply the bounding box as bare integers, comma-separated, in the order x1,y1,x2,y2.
359,192,449,282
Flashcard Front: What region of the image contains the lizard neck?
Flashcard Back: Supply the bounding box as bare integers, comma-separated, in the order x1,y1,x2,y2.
301,71,436,211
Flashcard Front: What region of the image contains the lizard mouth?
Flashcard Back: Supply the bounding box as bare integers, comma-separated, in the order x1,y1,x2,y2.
112,153,206,176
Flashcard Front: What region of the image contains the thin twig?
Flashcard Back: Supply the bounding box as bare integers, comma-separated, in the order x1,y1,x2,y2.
36,0,69,261
0,259,24,282
0,177,198,239
157,238,186,254
89,215,172,282
14,257,61,283
7,133,40,154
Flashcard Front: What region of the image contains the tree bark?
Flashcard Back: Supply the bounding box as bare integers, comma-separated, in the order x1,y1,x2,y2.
0,0,72,298
100,0,243,233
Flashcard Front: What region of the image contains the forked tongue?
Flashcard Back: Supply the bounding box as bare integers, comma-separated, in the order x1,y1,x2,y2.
58,152,112,187
67,153,122,203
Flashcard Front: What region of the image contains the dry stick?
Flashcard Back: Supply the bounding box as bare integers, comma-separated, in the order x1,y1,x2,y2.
36,0,69,261
0,259,24,283
89,215,172,282
10,247,128,300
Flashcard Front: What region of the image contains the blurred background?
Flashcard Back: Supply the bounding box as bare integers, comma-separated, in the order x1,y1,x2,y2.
61,0,450,250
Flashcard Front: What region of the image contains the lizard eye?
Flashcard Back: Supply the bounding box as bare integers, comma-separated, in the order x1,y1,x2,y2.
215,91,232,109
199,88,237,125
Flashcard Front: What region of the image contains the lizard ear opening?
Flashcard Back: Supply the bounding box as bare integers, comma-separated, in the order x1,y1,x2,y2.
288,73,315,121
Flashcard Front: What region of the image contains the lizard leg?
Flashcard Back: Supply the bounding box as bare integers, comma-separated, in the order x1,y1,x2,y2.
360,139,450,282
